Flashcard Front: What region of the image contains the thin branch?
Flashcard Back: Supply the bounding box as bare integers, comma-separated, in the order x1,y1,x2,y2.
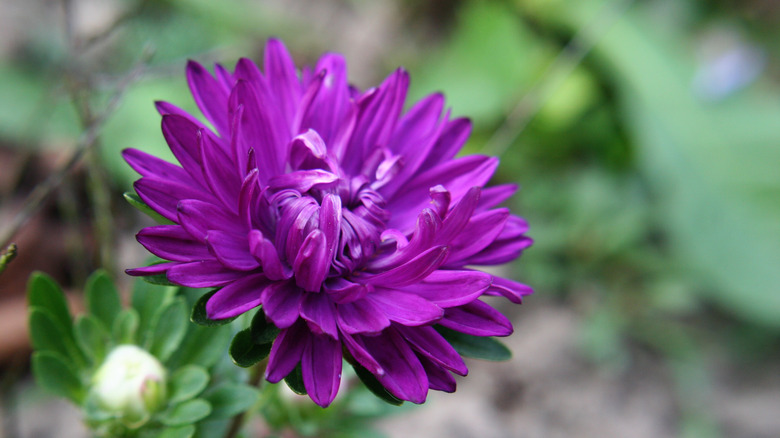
0,48,153,251
482,0,636,157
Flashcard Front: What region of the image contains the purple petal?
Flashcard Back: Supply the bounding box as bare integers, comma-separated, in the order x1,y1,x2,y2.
483,276,533,304
298,53,350,143
260,281,304,328
206,273,270,319
365,246,449,287
125,262,179,277
319,194,342,262
419,117,472,170
301,333,342,407
292,230,329,292
134,177,213,222
166,260,244,287
323,278,370,304
268,169,339,193
266,319,308,382
446,208,510,265
418,355,457,393
122,148,196,187
366,289,443,326
264,39,302,132
136,225,212,262
248,230,291,280
477,184,517,210
341,331,383,375
161,114,207,182
395,325,467,375
186,60,230,136
358,329,428,404
465,216,532,266
336,298,390,334
300,292,339,339
400,270,491,308
206,230,259,271
368,209,440,271
177,199,241,242
438,300,513,337
199,128,240,209
434,186,481,245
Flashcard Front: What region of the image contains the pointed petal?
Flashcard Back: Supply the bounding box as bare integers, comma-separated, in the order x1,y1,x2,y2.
301,333,342,407
484,276,533,304
126,261,179,277
418,355,457,393
266,320,308,382
177,199,241,242
367,289,443,326
359,329,428,404
136,225,212,261
395,325,467,375
260,281,304,329
264,39,302,132
122,148,196,186
300,292,339,339
365,246,449,287
186,60,230,136
248,229,291,280
134,177,213,222
292,230,329,292
438,300,513,337
446,208,510,264
166,260,244,287
419,117,472,170
336,298,390,334
206,230,259,271
400,270,491,308
206,273,270,319
199,129,240,209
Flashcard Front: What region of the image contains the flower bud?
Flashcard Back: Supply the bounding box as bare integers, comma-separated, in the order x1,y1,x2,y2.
91,345,167,427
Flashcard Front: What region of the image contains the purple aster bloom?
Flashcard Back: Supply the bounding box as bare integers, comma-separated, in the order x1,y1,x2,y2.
125,39,532,407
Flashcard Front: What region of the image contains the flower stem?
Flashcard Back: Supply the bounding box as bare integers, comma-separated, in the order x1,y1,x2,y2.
224,360,267,438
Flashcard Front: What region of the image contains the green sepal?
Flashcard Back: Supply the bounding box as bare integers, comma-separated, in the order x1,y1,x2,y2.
148,297,188,363
85,270,122,332
74,314,111,365
229,328,272,368
283,364,306,396
27,272,72,331
124,191,175,225
159,399,212,426
435,326,511,361
250,308,279,345
113,308,140,344
191,290,237,327
29,308,84,368
156,425,195,438
32,351,85,403
203,383,259,419
169,365,210,404
351,362,403,406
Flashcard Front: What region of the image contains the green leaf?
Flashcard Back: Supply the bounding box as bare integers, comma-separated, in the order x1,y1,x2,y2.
157,425,195,438
85,270,122,331
351,363,402,406
149,297,189,363
32,352,84,403
191,290,237,327
435,326,511,361
203,383,259,419
132,279,176,347
169,365,210,404
27,272,72,331
160,399,212,426
29,308,83,367
168,325,232,370
250,308,279,344
229,328,272,368
283,364,306,396
124,192,175,225
74,315,111,365
113,308,140,344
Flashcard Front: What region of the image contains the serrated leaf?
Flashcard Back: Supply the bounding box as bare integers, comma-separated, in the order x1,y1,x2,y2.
203,383,259,419
435,326,511,361
85,270,122,331
229,328,271,368
133,279,176,347
169,365,210,404
113,308,140,344
27,272,72,331
149,298,189,363
74,315,111,365
283,364,306,396
157,425,195,438
351,362,403,406
32,352,84,403
160,399,212,426
29,308,83,367
250,309,279,345
191,290,236,327
124,191,175,225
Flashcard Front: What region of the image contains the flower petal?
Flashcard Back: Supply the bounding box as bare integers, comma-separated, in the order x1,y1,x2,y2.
264,39,302,133
400,270,491,308
438,300,513,337
134,177,213,222
248,229,291,280
266,319,308,382
365,245,449,287
122,148,195,186
260,281,304,329
301,333,342,407
395,325,467,375
336,298,390,334
177,199,241,242
136,225,212,262
186,60,230,136
206,230,260,271
418,355,456,393
300,292,339,339
206,273,270,319
483,276,534,304
366,289,443,326
358,329,428,404
166,260,244,287
292,230,329,292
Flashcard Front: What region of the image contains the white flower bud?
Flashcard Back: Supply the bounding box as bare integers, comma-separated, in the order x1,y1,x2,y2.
91,345,167,426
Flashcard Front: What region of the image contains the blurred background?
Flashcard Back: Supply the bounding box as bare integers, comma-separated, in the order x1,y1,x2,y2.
1,0,779,437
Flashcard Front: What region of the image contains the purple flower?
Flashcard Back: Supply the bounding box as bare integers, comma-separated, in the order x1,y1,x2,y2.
125,39,532,407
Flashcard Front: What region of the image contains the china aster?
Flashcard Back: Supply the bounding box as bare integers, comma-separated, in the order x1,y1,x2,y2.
125,39,532,407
